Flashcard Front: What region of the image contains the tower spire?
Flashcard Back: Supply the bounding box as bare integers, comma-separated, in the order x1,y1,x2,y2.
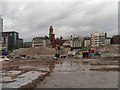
49,26,55,48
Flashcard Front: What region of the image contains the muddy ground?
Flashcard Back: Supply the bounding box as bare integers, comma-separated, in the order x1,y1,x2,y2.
0,56,119,88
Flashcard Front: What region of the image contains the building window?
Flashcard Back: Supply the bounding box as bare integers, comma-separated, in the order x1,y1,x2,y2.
10,33,12,36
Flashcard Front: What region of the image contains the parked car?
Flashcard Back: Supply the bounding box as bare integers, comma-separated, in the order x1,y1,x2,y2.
0,56,9,62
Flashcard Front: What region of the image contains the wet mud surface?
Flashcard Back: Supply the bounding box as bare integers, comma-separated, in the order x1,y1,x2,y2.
36,58,118,88
0,57,119,88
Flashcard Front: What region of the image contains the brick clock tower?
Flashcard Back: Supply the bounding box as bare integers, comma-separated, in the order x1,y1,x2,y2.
49,26,55,48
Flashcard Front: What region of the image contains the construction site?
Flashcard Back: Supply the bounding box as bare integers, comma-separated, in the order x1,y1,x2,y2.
0,1,119,88
0,44,119,88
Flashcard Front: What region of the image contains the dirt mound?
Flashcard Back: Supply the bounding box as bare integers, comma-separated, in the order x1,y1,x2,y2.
96,44,119,54
19,47,56,55
15,47,68,56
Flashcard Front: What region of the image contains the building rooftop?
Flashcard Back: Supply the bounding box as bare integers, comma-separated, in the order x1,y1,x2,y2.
84,37,91,40
33,37,44,40
113,35,120,37
3,31,19,33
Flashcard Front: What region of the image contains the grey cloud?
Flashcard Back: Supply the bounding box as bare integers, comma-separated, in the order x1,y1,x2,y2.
2,1,118,41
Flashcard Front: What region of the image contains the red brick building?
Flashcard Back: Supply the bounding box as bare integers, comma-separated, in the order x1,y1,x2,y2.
111,35,120,44
55,36,65,46
49,26,55,48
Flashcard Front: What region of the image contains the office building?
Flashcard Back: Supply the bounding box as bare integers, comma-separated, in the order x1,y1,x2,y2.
23,42,32,48
105,37,111,45
32,37,52,48
1,31,23,51
69,35,84,51
17,38,23,48
111,35,120,44
84,36,91,48
91,31,106,47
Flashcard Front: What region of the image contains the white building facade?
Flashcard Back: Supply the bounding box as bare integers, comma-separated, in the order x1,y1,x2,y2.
32,37,52,48
84,39,91,48
84,36,91,48
91,30,108,47
70,35,84,47
105,37,111,45
69,35,84,52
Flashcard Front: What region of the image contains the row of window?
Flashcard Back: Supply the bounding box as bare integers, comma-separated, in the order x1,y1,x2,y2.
33,42,44,44
33,45,44,47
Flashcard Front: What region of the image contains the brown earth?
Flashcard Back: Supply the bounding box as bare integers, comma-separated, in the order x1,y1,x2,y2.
95,44,120,54
14,47,68,56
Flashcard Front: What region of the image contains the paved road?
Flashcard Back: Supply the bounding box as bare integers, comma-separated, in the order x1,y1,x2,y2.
36,58,118,88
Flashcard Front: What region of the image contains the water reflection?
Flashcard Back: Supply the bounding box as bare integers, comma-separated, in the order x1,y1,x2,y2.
53,61,84,72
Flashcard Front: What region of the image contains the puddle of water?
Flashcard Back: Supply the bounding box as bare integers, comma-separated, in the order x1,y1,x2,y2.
0,70,22,76
54,61,89,72
3,71,46,88
19,65,49,71
37,67,49,71
90,65,119,70
91,65,118,69
0,76,14,82
0,70,22,83
7,71,21,75
102,65,118,68
19,65,36,69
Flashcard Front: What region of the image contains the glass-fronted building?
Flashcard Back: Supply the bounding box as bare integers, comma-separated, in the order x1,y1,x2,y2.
0,16,3,53
1,31,22,52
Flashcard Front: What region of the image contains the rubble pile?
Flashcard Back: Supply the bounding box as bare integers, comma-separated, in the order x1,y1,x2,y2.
14,47,55,55
14,47,68,57
96,44,119,54
90,67,120,71
90,61,119,65
1,59,52,88
89,58,119,71
1,70,48,88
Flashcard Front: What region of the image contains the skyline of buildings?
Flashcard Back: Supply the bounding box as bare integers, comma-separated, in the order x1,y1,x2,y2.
2,1,118,42
0,15,119,53
0,15,118,42
32,37,52,48
2,29,118,42
0,25,120,53
1,27,119,43
0,14,118,43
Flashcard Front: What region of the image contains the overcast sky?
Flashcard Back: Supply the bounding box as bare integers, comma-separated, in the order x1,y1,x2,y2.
1,0,118,42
